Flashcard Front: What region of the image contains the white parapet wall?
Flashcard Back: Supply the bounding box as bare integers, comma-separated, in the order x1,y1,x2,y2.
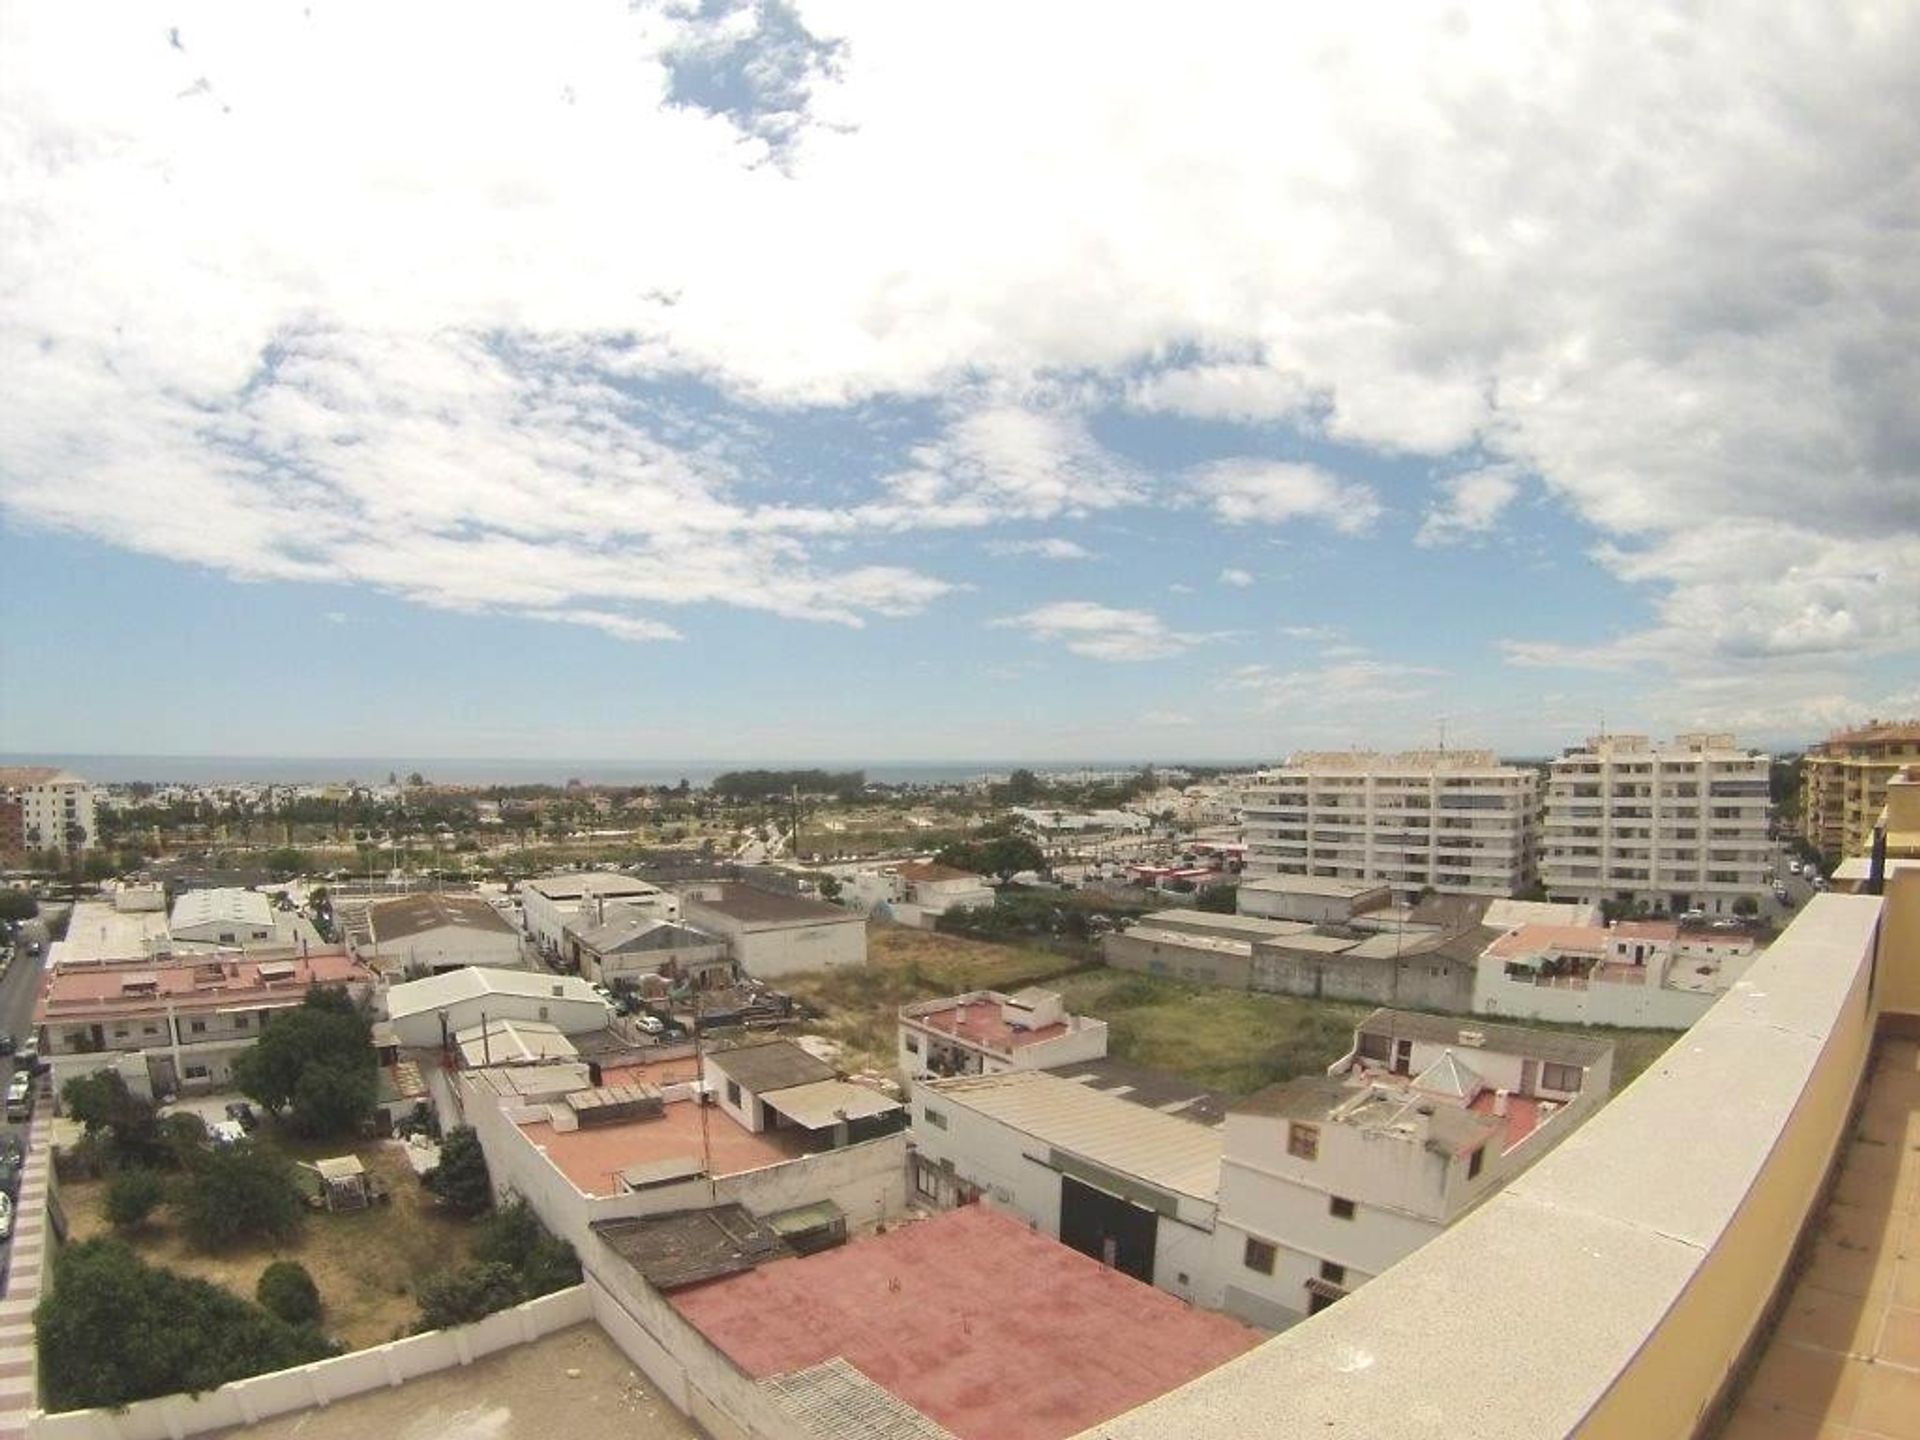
28,1287,594,1440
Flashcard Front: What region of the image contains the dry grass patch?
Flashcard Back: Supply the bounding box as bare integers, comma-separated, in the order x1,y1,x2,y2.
58,1142,475,1349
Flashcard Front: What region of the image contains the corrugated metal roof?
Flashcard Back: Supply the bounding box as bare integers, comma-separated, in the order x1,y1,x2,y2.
764,1358,957,1440
924,1070,1222,1201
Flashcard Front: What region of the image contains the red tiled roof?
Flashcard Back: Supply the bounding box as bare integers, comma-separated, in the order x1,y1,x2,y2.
669,1205,1261,1440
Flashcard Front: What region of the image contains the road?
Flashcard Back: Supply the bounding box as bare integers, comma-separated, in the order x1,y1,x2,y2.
0,910,52,1290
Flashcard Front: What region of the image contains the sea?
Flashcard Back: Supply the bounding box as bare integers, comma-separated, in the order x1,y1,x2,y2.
0,754,1262,788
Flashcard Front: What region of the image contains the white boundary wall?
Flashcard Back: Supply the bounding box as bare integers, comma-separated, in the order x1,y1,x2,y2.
28,1287,593,1440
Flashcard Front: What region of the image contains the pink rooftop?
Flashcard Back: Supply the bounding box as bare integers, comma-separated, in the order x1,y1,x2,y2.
669,1205,1262,1440
37,951,372,1021
518,1099,810,1196
1485,923,1609,960
910,996,1067,1051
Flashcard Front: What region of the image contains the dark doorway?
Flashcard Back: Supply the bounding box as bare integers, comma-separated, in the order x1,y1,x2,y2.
1059,1175,1157,1284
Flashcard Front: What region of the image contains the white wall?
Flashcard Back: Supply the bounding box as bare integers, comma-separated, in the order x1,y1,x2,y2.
731,920,866,979
29,1289,594,1440
1472,954,1721,1029
369,926,523,975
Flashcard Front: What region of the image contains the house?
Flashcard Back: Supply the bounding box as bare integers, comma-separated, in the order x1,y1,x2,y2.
381,967,611,1049
897,987,1108,1082
564,913,731,989
1212,1009,1613,1329
521,872,680,956
1472,918,1756,1028
37,951,376,1099
703,1039,905,1150
678,882,867,978
358,892,525,977
844,860,995,925
167,888,278,947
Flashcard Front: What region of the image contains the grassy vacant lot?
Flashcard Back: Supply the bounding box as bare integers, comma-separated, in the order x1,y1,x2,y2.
781,925,1081,1071
787,925,1686,1098
58,1140,474,1349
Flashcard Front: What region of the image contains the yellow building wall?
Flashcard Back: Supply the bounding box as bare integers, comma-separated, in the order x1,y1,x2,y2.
1572,927,1879,1440
1878,867,1920,1020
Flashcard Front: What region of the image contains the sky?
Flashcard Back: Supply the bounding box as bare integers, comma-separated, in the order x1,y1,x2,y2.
1,1,1917,765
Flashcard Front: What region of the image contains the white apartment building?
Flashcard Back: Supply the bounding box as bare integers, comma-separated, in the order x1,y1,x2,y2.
1539,733,1772,914
0,766,97,855
1241,750,1537,900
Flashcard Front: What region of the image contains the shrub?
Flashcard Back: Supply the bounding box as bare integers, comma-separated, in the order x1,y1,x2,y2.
35,1240,332,1410
471,1198,580,1297
256,1260,322,1327
103,1168,167,1230
415,1261,526,1330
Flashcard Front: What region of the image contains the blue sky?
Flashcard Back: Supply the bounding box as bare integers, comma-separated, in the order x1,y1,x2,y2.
1,3,1915,764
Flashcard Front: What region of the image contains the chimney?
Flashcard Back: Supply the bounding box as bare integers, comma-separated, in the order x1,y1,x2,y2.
1494,1089,1510,1118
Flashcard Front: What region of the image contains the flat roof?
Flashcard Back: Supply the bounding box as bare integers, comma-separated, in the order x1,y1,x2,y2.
1353,1008,1615,1068
517,1098,808,1197
1483,924,1610,959
169,887,275,931
904,994,1071,1054
1139,910,1314,939
923,1070,1222,1200
456,1018,578,1067
594,1205,793,1289
1050,1057,1233,1126
685,883,861,926
524,872,666,900
668,1205,1262,1440
47,902,173,964
1239,875,1392,898
38,951,371,1021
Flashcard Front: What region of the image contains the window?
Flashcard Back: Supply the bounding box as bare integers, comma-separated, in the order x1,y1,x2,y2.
1243,1237,1277,1275
1319,1260,1347,1285
1287,1122,1319,1161
726,1080,742,1107
1468,1146,1485,1180
1541,1062,1583,1093
914,1165,939,1200
233,1015,250,1029
922,1106,948,1130
189,1020,207,1034
183,1065,210,1080
1330,1196,1356,1220
904,1034,920,1054
142,1025,158,1036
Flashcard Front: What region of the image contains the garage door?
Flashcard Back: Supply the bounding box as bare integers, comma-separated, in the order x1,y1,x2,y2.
1058,1174,1157,1284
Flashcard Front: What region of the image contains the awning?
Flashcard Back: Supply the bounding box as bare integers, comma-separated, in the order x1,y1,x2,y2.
762,1078,902,1131
1304,1277,1351,1303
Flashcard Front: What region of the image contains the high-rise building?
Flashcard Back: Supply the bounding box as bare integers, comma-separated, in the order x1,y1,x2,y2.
0,765,97,860
1241,750,1537,899
1799,720,1920,862
1538,733,1770,914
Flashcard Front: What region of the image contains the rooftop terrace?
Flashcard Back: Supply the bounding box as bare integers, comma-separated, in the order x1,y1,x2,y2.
517,1098,810,1197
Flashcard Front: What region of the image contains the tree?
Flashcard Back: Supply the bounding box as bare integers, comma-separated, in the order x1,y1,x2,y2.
60,1072,167,1167
233,986,376,1138
104,1169,167,1230
256,1260,322,1327
36,1240,332,1411
0,890,38,923
177,1142,303,1250
1195,884,1238,914
423,1127,493,1217
1733,895,1760,917
417,1262,527,1330
262,848,310,879
816,874,843,902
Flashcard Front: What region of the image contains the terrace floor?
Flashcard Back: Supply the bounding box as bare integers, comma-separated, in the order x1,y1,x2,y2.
1724,1036,1920,1440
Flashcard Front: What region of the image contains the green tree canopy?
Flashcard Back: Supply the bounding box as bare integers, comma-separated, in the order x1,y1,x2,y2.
36,1240,333,1411
103,1169,167,1230
471,1198,581,1296
935,833,1045,882
262,848,311,879
423,1127,493,1217
177,1142,303,1250
416,1262,526,1331
233,986,376,1138
60,1072,169,1168
0,889,38,922
256,1260,323,1327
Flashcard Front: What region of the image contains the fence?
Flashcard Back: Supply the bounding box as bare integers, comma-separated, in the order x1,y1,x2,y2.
28,1286,592,1440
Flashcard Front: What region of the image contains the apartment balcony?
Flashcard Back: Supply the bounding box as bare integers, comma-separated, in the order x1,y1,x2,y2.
1092,893,1916,1440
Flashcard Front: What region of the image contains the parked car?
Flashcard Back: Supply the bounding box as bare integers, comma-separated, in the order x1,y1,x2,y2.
0,1192,13,1242
634,1013,666,1036
0,1034,14,1057
225,1101,259,1133
0,1153,20,1197
1788,859,1801,875
5,1073,32,1122
1679,908,1707,924
17,1038,40,1074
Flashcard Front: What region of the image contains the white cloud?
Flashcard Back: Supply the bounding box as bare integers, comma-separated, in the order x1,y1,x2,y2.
1417,466,1523,547
994,601,1201,662
1226,659,1445,711
1139,709,1196,726
989,537,1094,561
0,0,1914,703
1218,567,1254,587
1192,461,1382,533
